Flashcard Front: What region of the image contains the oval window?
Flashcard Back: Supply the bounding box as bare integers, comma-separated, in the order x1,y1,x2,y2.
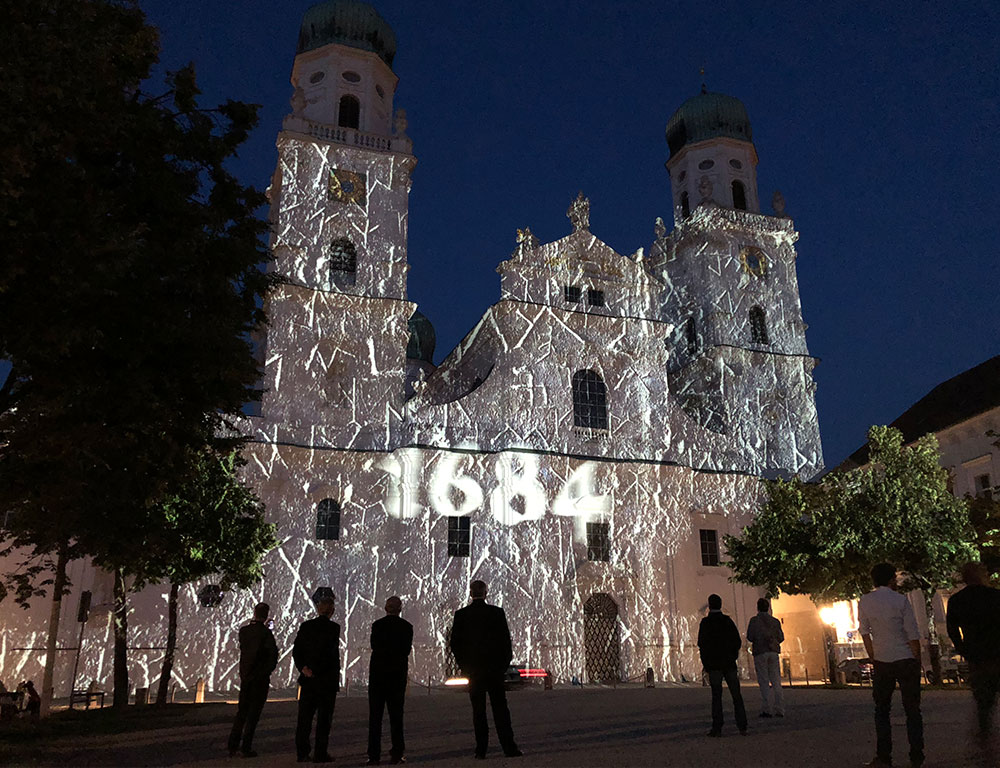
309,71,325,84
698,159,715,170
678,170,687,182
729,158,743,169
342,71,361,83
376,84,385,99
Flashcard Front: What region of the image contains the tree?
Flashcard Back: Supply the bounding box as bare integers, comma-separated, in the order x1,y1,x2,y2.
726,426,978,682
0,0,276,711
149,449,277,704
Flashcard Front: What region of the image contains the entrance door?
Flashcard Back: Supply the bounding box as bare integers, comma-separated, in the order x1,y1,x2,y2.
584,593,621,682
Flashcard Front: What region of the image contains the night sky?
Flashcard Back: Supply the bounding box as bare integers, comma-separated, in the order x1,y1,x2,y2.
137,0,999,469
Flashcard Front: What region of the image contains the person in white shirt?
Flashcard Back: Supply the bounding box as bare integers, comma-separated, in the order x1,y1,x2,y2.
857,563,924,768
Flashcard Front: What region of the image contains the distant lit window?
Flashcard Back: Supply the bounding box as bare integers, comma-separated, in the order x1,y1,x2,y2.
316,498,341,540
749,306,769,345
685,317,698,356
572,369,608,430
198,584,224,607
338,94,360,129
587,522,610,562
976,473,993,500
700,529,720,567
587,289,605,307
448,516,471,557
732,180,747,210
564,285,582,303
329,238,357,286
680,191,690,218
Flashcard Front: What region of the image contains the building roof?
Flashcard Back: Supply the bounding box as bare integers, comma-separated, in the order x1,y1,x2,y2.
665,89,753,158
841,355,1000,469
297,0,396,68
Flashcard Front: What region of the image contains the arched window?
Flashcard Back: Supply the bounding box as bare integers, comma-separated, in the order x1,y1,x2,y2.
572,369,608,429
732,180,747,210
316,498,341,540
680,191,690,218
684,317,698,356
338,94,360,129
749,306,769,345
329,238,357,286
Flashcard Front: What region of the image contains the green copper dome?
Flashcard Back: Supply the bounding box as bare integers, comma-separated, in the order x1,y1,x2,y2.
665,90,753,158
297,0,396,69
406,310,435,363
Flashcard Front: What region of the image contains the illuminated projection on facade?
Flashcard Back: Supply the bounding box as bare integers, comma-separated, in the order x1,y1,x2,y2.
0,1,823,694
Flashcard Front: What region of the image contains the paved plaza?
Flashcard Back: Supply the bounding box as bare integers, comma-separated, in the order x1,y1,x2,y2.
1,685,991,767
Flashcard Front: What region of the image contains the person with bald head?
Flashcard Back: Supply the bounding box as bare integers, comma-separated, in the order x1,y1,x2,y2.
947,561,1000,754
367,596,413,765
449,580,522,759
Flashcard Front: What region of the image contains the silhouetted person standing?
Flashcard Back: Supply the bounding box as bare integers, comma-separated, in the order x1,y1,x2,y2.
367,596,413,766
293,595,341,763
746,597,784,718
858,562,923,768
697,593,748,736
228,602,279,757
947,561,1000,757
449,580,522,759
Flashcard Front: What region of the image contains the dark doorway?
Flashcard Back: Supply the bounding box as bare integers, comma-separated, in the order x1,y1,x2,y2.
584,593,621,682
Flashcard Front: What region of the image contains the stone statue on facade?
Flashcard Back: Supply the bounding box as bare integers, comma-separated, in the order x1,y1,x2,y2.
290,85,307,116
515,227,539,254
394,109,409,138
772,190,787,218
567,191,590,233
698,175,713,204
654,217,667,239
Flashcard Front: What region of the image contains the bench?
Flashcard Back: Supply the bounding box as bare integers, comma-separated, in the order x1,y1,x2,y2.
70,689,105,709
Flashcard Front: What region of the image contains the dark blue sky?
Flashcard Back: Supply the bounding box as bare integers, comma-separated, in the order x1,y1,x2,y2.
140,0,1000,469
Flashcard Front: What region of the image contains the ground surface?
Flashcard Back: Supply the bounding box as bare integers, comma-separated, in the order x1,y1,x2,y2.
0,684,993,767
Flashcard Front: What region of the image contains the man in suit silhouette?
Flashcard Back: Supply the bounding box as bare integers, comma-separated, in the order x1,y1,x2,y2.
228,602,279,757
367,595,413,766
449,580,522,759
293,594,341,763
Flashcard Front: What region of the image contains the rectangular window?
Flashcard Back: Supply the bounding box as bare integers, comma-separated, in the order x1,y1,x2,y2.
700,529,720,567
587,522,610,562
587,289,605,307
448,516,471,557
564,285,582,303
976,473,993,500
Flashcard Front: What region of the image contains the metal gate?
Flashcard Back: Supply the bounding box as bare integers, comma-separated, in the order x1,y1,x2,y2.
584,593,621,682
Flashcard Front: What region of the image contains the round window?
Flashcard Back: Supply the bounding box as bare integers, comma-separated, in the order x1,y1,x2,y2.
342,71,361,83
729,158,743,170
698,159,715,171
376,84,385,99
308,71,325,84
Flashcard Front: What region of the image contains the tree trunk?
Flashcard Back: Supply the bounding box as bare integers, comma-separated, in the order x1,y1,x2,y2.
155,582,179,705
40,543,69,717
923,588,941,684
112,567,129,709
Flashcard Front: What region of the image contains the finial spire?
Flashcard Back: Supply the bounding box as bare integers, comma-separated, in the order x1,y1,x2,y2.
700,65,707,94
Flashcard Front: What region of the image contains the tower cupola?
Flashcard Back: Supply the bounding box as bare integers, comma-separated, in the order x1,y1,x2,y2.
290,0,399,138
665,89,760,222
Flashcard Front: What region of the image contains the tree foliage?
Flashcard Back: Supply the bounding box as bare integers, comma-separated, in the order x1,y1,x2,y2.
726,426,978,603
0,0,277,708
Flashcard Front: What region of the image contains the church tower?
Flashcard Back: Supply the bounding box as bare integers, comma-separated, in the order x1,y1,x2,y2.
258,0,417,450
653,90,824,477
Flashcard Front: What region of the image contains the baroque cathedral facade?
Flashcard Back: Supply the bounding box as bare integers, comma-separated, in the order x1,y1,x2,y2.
0,1,823,694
